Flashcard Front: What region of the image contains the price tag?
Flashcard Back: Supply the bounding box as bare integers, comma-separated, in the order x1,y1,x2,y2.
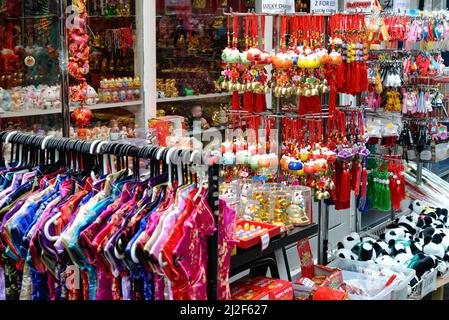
407,149,417,160
311,0,338,14
260,232,270,252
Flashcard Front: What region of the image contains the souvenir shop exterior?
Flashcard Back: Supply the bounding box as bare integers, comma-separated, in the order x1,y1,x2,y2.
2,0,449,302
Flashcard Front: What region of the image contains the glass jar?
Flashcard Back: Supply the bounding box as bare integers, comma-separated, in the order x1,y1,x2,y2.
219,182,238,201
240,199,261,221
238,178,260,201
251,187,271,223
270,191,291,226
286,186,312,226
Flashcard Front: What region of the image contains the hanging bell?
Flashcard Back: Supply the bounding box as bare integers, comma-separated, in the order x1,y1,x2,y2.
286,87,293,96
273,87,279,97
281,87,287,96
311,88,319,96
221,81,229,90
323,191,330,199
304,89,312,97
329,181,336,190
264,86,271,94
251,82,258,90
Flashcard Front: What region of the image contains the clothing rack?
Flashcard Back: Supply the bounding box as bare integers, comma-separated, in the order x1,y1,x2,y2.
0,131,220,301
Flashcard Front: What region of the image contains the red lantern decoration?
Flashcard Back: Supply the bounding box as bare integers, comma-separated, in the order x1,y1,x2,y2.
71,106,92,127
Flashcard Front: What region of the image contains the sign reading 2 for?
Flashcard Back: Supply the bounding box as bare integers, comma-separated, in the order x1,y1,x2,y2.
261,0,296,13
311,0,338,13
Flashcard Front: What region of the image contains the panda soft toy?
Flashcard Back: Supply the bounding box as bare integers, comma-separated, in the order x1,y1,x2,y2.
436,228,449,251
411,253,437,279
418,226,436,239
427,254,448,276
410,239,423,254
410,200,427,214
375,255,399,267
359,242,377,261
335,248,358,260
391,241,412,256
337,232,360,251
372,240,391,257
384,228,412,246
435,208,449,226
422,234,446,260
395,252,415,266
397,215,418,236
431,220,445,229
417,215,435,229
361,236,377,244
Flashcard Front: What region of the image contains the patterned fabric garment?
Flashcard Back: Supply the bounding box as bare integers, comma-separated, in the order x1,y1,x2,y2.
0,163,217,301
217,199,238,300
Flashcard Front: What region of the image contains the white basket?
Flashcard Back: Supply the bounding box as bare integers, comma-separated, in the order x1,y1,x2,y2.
328,258,415,300
409,268,438,300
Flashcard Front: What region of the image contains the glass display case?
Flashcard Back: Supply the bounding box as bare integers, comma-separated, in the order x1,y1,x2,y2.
0,0,63,136
0,0,146,141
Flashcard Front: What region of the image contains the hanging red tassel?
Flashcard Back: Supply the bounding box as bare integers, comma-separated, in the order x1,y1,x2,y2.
299,96,321,115
340,166,351,204
329,84,337,116
243,92,254,111
354,63,361,94
353,162,362,196
232,91,240,110
360,63,368,92
336,64,345,92
254,93,266,113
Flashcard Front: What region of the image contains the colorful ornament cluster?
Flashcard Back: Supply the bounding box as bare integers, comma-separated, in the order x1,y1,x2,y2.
68,0,92,127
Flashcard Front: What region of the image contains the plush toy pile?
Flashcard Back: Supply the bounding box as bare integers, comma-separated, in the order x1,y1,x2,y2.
336,200,449,291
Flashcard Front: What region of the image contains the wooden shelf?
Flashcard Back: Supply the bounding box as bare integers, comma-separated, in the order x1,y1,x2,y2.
157,93,232,103
436,274,449,289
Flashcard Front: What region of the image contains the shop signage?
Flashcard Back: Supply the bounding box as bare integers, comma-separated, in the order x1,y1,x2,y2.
261,0,295,13
310,0,338,14
345,0,373,12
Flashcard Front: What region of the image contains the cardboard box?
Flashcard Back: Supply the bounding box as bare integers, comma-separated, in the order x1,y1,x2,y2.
294,238,343,299
148,116,185,147
293,265,343,298
231,276,293,300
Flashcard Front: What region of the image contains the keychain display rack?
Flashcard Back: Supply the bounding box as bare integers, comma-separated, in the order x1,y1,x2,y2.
218,8,449,285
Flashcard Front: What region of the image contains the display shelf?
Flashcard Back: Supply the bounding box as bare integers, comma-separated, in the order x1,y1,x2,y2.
1,14,58,20
0,101,143,119
231,223,318,272
88,15,136,18
436,274,449,289
0,108,61,118
157,93,231,103
71,100,143,111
